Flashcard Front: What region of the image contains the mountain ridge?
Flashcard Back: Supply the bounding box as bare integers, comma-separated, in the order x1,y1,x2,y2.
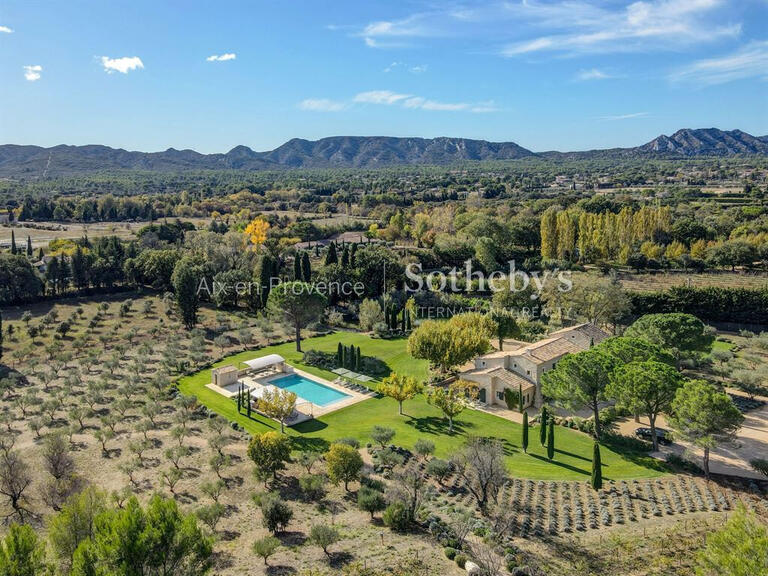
1,129,765,177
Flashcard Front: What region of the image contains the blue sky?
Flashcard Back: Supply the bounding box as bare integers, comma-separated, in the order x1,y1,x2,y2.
1,0,766,153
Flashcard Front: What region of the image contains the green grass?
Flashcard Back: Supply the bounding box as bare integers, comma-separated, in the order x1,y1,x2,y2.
178,333,667,481
712,339,736,352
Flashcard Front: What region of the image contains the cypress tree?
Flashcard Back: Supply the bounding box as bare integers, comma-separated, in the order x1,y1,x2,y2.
37,247,44,260
26,236,32,257
539,406,548,446
350,243,357,267
341,345,347,368
246,389,252,418
591,442,603,490
518,383,523,412
355,346,361,371
10,230,16,255
337,342,343,366
325,242,338,265
522,411,529,454
547,418,555,460
294,254,302,280
237,384,242,412
341,246,349,268
301,251,311,282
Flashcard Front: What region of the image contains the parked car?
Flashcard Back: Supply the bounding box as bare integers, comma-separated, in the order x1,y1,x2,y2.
634,427,671,446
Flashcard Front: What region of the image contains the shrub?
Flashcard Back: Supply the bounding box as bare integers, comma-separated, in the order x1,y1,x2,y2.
358,486,387,519
257,493,293,534
360,476,386,492
252,535,280,566
371,426,396,448
326,443,363,491
426,458,451,484
413,439,435,459
335,437,361,449
444,547,457,560
383,501,412,532
308,523,340,557
299,474,326,501
455,554,467,569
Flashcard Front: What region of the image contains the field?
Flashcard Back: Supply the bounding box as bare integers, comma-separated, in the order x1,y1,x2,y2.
0,211,371,250
572,270,768,292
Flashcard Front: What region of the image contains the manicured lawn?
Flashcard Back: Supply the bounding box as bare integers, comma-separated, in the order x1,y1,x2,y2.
179,332,667,481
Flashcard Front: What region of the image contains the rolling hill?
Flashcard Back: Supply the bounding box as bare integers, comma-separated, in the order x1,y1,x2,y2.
0,129,765,177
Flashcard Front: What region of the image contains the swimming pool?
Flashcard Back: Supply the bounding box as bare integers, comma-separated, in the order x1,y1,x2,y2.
269,374,351,407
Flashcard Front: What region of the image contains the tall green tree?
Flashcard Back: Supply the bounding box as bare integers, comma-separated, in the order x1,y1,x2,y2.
522,411,529,454
695,504,768,576
607,360,683,450
377,373,422,415
546,418,555,460
539,406,548,446
70,495,212,576
591,442,602,490
300,252,311,282
171,257,202,330
25,236,32,257
324,242,337,266
407,312,493,373
668,379,743,479
625,313,714,366
247,432,292,484
541,348,613,439
266,281,327,352
0,523,46,576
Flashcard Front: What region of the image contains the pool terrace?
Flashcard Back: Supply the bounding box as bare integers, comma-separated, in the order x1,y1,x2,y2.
205,354,372,425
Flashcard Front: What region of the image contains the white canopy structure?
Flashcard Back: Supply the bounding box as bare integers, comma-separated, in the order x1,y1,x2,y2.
243,354,285,372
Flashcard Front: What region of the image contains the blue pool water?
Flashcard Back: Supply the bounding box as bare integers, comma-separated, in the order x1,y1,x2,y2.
270,374,350,407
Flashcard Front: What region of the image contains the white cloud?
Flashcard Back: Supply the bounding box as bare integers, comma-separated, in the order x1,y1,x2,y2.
206,53,236,62
100,56,144,74
502,0,739,56
354,90,411,105
23,65,42,81
298,98,346,112
0,25,13,33
599,112,649,120
470,101,499,113
670,41,768,86
383,61,427,74
301,90,496,113
577,68,611,80
337,0,742,57
357,14,433,48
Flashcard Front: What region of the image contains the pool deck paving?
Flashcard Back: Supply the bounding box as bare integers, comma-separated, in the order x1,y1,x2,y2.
205,364,374,425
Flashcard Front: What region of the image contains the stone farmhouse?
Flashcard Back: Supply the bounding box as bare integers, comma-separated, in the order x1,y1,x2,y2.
460,323,608,410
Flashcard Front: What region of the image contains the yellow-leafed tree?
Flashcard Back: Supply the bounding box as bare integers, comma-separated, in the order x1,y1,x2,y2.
244,218,270,247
